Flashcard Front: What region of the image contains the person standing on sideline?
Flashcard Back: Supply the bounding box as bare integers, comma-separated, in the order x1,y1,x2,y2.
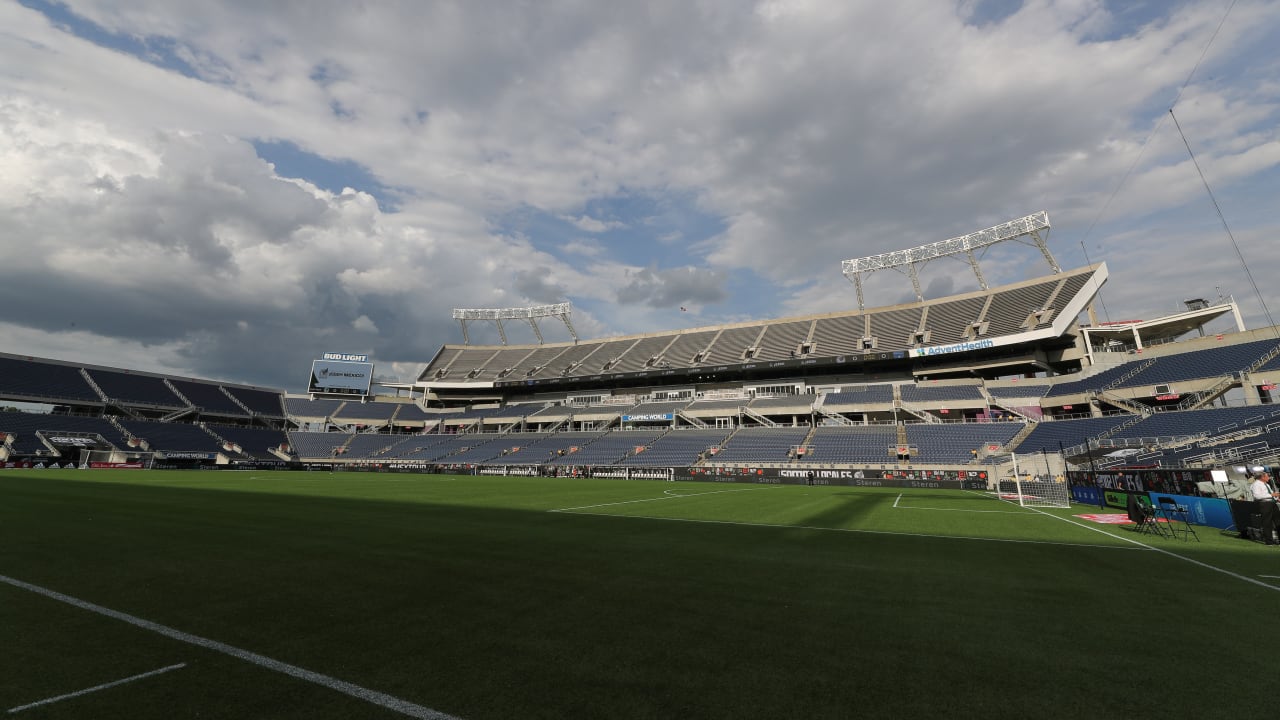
1249,472,1280,545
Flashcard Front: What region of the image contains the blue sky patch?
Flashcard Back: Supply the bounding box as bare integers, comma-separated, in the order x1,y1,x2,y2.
251,139,399,211
23,0,201,78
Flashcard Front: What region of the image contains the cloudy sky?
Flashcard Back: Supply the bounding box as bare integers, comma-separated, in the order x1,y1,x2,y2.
2,0,1278,391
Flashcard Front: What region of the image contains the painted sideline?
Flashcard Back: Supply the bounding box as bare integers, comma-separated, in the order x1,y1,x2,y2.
967,491,1280,593
548,486,773,512
965,490,1280,593
1019,507,1280,593
0,574,461,720
9,663,186,714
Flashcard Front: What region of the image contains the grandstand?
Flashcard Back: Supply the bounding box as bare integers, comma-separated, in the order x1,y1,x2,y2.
0,411,128,456
421,264,1109,397
6,211,1279,481
800,425,898,464
712,426,812,463
116,419,226,455
619,429,731,467
170,379,252,417
85,369,185,409
206,424,291,460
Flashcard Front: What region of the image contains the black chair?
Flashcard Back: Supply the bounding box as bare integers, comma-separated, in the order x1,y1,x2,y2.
1127,493,1166,538
1156,496,1199,542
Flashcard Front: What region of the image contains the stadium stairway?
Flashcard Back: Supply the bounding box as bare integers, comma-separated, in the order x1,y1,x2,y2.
162,380,197,421
797,425,818,458
739,406,778,427
617,426,669,464
219,386,257,416
106,416,146,450
691,426,737,465
1091,389,1150,416
202,425,233,456
675,409,708,428
1003,422,1038,454
334,432,358,458
78,368,110,404
978,387,1036,422
893,385,940,424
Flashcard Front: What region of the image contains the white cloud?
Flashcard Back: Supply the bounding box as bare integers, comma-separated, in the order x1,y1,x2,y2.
560,238,604,257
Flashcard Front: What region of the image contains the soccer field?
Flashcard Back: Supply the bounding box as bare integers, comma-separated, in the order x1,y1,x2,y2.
2,469,1276,719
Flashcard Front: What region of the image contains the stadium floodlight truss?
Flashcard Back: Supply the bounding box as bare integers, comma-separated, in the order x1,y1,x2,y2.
451,302,578,345
841,211,1058,310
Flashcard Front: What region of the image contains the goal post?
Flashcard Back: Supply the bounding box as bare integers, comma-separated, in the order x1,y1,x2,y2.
78,448,155,469
996,452,1070,508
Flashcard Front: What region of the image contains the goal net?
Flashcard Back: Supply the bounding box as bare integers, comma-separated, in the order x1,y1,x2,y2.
78,448,156,470
995,452,1070,508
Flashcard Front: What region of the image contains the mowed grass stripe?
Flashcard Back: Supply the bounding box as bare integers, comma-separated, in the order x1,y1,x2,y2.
1,469,1275,719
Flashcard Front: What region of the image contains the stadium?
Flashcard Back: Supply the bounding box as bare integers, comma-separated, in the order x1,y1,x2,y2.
4,213,1278,485
4,211,1279,719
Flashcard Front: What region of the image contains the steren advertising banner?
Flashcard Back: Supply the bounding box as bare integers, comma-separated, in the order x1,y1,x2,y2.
309,359,374,393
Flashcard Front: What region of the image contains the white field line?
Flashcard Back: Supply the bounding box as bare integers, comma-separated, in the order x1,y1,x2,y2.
554,509,1147,551
1262,575,1280,579
548,486,773,513
8,663,186,714
892,493,901,508
0,574,460,720
893,504,1037,514
999,502,1280,594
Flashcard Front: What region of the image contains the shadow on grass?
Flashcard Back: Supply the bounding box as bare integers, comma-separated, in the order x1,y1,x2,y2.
796,490,890,529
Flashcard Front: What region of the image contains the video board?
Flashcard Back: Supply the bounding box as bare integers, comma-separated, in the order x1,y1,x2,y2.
308,356,374,395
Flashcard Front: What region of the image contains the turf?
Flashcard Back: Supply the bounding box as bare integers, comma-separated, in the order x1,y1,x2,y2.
1,469,1276,719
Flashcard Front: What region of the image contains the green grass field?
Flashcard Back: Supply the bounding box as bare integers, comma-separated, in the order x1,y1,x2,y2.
2,468,1277,719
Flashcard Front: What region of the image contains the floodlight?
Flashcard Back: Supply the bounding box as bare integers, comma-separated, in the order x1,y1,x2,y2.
841,211,1056,310
450,302,578,345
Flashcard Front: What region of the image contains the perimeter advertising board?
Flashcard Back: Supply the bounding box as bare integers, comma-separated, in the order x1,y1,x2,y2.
674,466,988,489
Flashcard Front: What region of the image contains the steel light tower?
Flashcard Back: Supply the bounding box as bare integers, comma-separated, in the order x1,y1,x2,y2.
841,212,1057,310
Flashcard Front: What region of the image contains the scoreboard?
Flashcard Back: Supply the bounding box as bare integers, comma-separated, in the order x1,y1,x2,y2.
308,352,374,395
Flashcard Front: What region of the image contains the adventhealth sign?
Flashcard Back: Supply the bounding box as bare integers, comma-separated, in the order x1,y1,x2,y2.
911,339,995,357
323,352,369,362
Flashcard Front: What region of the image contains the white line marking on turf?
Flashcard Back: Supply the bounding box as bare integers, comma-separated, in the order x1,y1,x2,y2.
1260,574,1280,579
8,663,186,714
893,493,901,508
555,510,1146,550
548,486,773,512
0,574,460,720
893,504,1038,514
1004,504,1280,594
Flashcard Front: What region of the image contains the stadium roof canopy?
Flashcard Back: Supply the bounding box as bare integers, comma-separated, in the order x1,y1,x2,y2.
1078,298,1244,358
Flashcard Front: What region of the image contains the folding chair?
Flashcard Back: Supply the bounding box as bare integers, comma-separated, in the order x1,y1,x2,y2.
1127,494,1167,538
1156,496,1199,542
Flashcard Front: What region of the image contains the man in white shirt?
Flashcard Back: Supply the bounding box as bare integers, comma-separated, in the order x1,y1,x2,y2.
1251,473,1279,501
1250,472,1279,545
